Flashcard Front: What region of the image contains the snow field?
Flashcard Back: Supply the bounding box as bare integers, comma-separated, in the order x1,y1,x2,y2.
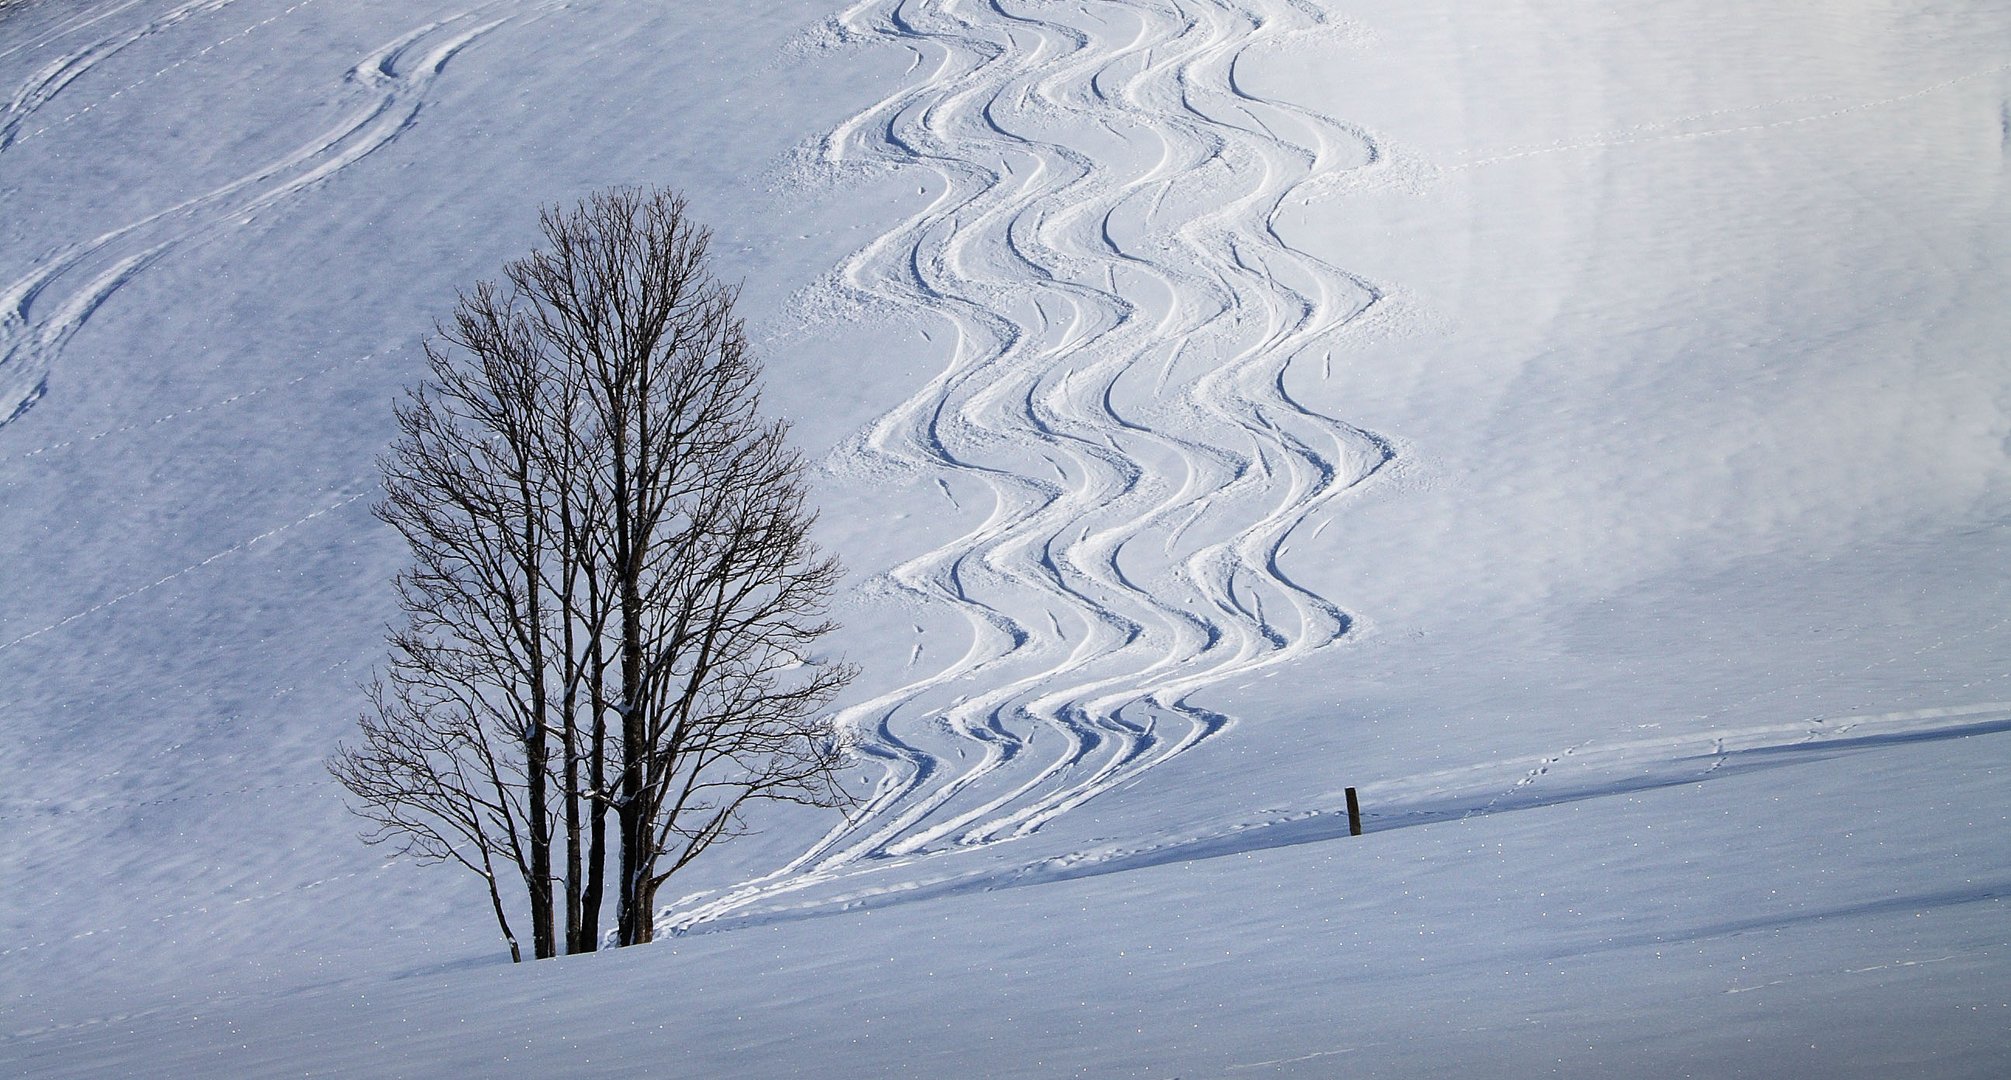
3,0,2010,1075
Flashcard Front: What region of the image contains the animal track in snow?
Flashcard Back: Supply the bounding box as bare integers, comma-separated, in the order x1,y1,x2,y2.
0,488,370,654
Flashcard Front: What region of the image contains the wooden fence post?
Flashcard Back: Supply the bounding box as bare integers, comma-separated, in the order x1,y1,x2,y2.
1345,787,1362,837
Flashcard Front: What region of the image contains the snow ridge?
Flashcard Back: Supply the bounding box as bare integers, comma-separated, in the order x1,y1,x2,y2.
668,0,1393,933
673,703,2011,934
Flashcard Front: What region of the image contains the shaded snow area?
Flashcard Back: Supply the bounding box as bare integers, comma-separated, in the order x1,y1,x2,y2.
4,0,2009,1076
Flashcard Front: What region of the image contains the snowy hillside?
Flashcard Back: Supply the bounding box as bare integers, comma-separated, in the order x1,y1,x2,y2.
4,1,2009,1076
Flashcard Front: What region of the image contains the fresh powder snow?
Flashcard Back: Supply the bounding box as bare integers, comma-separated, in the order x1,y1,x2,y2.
2,1,2008,1077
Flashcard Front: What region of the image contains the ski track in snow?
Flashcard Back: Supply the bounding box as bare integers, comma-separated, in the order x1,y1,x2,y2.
666,3,2011,935
1,0,314,153
0,0,569,427
16,1,1999,953
667,0,1399,934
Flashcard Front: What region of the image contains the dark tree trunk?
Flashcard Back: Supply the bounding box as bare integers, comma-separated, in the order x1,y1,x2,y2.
332,187,852,962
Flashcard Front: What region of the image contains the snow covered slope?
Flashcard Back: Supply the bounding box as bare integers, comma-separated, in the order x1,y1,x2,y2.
3,0,2009,1075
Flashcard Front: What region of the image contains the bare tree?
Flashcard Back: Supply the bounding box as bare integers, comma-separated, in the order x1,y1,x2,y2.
331,187,854,959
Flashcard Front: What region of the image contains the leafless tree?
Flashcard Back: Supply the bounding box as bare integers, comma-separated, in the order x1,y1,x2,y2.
331,187,854,959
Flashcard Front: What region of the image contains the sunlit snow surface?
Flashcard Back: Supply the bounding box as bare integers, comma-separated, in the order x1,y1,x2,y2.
2,1,2008,1076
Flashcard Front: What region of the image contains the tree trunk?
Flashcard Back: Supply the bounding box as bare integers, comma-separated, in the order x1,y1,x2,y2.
613,414,652,947
336,187,851,962
563,720,583,951
578,630,610,952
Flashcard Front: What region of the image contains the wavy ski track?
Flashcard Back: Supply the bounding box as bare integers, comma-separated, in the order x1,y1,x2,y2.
0,0,567,427
668,0,1395,933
